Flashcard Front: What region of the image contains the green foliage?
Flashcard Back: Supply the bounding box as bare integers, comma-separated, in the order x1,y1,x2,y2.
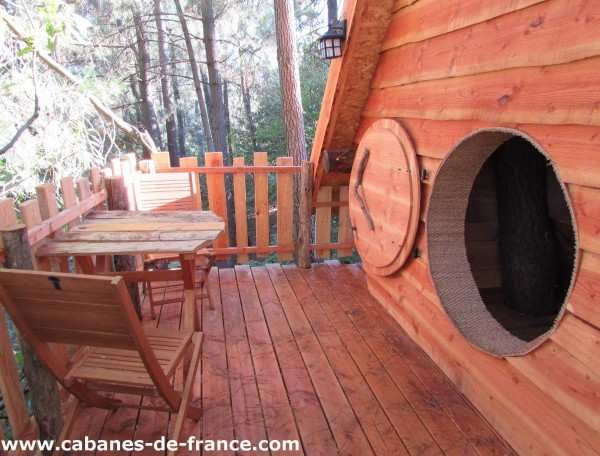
300,41,329,152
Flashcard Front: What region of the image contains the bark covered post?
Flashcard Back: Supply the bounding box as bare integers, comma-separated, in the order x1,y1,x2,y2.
105,177,141,318
296,161,313,268
1,225,62,451
274,0,308,262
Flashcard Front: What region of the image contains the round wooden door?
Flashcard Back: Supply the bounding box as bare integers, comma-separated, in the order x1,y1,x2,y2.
349,119,421,276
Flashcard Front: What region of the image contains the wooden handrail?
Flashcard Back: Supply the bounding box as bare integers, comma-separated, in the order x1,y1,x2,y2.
158,165,301,174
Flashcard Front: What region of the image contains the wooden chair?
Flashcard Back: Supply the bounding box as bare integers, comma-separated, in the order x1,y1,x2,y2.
0,269,202,453
132,172,215,315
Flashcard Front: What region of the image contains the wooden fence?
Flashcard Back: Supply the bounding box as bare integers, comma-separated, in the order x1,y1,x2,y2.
0,167,105,443
105,151,354,262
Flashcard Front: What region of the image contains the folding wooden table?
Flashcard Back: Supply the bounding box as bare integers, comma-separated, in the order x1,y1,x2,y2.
36,210,224,331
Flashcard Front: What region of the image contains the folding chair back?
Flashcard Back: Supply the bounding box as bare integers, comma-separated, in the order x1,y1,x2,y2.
0,269,138,350
134,172,199,211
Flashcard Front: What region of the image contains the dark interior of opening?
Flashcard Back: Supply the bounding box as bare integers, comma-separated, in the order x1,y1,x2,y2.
465,137,576,341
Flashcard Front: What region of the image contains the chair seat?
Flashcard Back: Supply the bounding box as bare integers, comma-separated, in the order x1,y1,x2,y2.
66,327,194,389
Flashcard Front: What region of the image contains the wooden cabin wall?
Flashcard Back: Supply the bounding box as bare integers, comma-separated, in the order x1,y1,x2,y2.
355,0,600,454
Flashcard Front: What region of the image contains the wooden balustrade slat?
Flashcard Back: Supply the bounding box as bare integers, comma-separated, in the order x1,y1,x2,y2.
277,157,294,262
21,200,42,228
21,199,51,273
90,167,103,193
338,186,354,257
315,187,333,259
178,156,198,168
110,157,122,177
124,153,137,174
60,177,77,209
151,151,171,170
36,184,69,273
139,159,156,174
233,157,250,263
119,157,136,211
61,177,80,233
254,152,270,258
36,183,59,221
0,199,17,262
205,152,229,248
76,178,92,203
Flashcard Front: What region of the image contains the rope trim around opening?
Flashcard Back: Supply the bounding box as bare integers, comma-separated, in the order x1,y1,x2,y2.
426,128,579,357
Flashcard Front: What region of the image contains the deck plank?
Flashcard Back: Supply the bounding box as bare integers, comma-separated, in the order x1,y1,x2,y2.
308,264,473,455
200,269,235,455
68,263,512,456
219,268,268,453
265,264,375,456
339,262,513,456
234,265,303,455
286,265,415,456
251,267,338,455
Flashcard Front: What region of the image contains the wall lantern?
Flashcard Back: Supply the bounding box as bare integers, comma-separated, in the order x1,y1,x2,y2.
319,20,347,60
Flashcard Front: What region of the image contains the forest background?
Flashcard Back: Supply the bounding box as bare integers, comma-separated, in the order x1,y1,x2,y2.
0,0,332,200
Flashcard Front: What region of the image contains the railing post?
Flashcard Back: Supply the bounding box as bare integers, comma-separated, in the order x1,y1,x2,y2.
1,224,63,446
296,161,313,269
276,157,294,262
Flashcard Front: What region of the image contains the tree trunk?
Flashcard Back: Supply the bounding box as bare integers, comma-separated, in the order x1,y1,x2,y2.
274,0,308,259
1,226,62,452
201,0,236,258
201,68,212,131
153,0,178,165
170,42,186,156
200,0,228,155
241,72,258,152
129,75,142,126
194,102,205,153
174,0,214,152
297,161,313,268
223,80,232,153
133,10,162,153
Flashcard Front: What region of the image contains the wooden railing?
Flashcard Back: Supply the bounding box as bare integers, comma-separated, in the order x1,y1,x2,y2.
105,151,355,262
0,167,105,443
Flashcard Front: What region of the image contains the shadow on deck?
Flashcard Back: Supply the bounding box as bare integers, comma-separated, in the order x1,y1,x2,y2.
67,262,512,455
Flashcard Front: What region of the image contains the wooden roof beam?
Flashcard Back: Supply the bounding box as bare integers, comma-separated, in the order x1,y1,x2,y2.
310,0,396,198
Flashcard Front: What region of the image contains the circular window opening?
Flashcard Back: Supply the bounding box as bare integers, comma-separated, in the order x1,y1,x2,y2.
427,129,578,357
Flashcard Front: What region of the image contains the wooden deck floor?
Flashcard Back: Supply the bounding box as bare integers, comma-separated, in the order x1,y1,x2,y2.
67,262,513,455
